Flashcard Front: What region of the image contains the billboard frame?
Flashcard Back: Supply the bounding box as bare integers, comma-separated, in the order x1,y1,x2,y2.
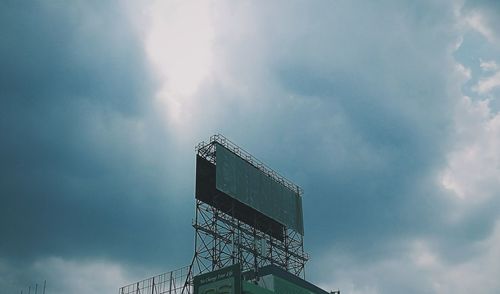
214,143,304,235
193,135,308,279
196,135,303,197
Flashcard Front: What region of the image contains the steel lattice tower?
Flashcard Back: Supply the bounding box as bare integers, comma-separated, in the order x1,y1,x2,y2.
191,135,308,279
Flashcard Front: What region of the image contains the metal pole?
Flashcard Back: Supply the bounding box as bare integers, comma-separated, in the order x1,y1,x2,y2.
169,271,174,294
35,283,38,294
213,208,217,271
43,281,46,294
193,200,199,274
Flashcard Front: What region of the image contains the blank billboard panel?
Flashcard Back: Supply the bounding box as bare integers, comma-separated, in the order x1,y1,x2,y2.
195,155,285,240
215,143,304,235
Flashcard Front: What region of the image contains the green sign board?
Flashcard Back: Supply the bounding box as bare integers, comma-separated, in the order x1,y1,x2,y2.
215,143,304,235
194,264,241,294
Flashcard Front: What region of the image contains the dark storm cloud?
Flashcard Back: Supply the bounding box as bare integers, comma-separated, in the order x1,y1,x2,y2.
0,0,192,271
3,0,500,293
194,0,460,262
171,4,500,292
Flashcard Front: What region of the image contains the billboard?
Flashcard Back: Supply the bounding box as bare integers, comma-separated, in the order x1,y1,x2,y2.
215,143,304,235
196,152,285,240
193,264,241,294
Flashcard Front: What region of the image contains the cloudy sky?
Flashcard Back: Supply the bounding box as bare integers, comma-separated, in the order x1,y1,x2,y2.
1,0,500,293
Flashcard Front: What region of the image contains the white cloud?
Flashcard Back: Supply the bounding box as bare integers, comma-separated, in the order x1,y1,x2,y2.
34,257,131,294
473,71,500,94
144,1,214,96
440,96,500,205
480,59,498,72
316,228,500,294
464,10,497,43
434,221,500,293
475,59,500,95
314,245,433,294
141,0,215,133
454,62,472,82
3,257,165,294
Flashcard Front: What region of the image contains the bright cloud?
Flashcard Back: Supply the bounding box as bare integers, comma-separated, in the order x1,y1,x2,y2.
480,59,498,72
441,97,500,203
316,225,500,294
1,257,154,294
143,0,214,129
473,71,500,94
464,10,496,43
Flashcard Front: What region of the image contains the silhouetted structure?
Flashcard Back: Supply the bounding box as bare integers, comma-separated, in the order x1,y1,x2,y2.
119,135,335,294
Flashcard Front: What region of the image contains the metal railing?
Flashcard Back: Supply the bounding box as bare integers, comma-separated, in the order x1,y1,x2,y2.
119,265,192,294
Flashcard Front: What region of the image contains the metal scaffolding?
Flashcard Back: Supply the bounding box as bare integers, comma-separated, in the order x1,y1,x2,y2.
119,266,192,294
192,200,308,278
192,135,308,279
119,134,309,294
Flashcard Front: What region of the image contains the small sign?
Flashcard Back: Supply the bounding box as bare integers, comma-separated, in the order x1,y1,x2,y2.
193,264,241,294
